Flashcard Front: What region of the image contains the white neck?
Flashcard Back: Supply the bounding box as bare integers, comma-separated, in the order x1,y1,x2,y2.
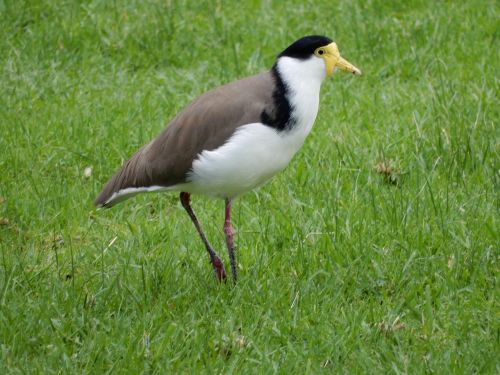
275,56,326,142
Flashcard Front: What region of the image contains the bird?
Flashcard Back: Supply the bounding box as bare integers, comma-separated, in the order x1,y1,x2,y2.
95,35,361,283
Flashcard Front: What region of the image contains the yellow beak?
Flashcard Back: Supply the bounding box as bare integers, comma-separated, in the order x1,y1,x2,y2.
323,42,361,76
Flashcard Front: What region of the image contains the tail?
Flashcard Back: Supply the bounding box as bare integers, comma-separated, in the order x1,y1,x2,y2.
94,146,153,208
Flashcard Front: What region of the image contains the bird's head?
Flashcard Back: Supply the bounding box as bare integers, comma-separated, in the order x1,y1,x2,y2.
277,35,361,80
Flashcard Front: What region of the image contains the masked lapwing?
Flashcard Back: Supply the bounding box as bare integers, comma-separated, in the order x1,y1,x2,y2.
95,35,361,283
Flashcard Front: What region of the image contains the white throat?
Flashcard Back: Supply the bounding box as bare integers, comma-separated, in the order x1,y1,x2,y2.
275,55,326,142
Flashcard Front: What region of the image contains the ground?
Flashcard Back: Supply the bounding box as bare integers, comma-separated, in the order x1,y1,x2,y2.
0,0,498,373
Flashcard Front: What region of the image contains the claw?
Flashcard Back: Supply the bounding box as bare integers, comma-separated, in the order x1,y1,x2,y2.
212,256,227,282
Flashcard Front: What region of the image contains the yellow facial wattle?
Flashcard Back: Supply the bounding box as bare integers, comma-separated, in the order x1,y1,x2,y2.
314,42,361,77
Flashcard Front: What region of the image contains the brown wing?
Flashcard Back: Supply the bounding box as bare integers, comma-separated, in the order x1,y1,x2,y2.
94,71,276,207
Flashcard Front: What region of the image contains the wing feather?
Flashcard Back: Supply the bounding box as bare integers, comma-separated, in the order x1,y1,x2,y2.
95,71,275,207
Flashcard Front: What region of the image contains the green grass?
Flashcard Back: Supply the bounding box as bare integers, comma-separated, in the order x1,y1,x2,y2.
1,0,498,373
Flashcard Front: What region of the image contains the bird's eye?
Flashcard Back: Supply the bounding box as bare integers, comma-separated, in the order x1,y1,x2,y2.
318,49,324,55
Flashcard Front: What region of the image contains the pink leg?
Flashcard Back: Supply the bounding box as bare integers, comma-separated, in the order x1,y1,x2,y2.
180,192,226,282
224,198,237,283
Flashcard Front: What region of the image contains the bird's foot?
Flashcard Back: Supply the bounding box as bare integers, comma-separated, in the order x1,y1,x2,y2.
211,255,227,282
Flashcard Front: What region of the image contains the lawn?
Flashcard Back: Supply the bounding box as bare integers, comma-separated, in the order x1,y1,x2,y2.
0,0,498,373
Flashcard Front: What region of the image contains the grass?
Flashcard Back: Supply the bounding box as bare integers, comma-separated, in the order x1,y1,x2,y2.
0,0,498,373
